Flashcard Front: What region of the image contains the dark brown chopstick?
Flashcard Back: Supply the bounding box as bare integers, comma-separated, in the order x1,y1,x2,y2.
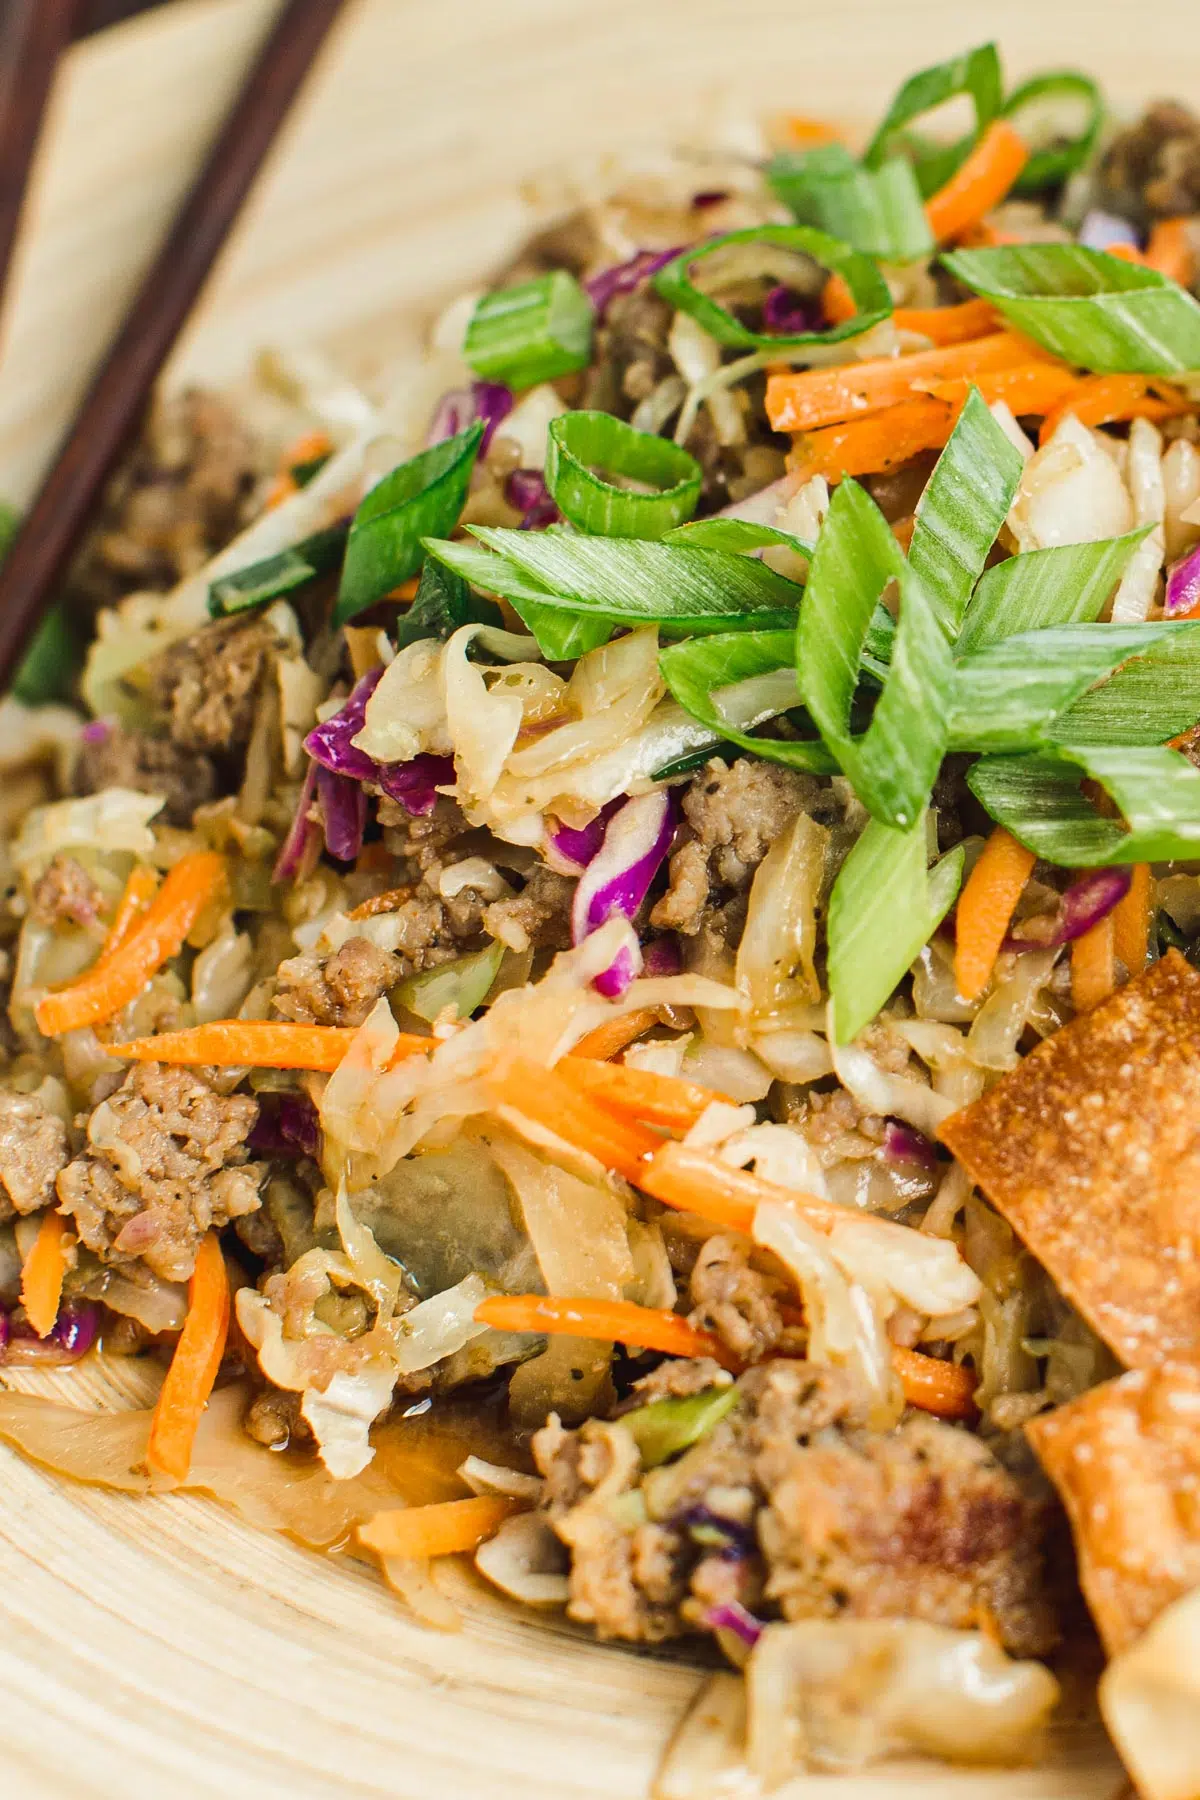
0,0,350,689
0,1,86,322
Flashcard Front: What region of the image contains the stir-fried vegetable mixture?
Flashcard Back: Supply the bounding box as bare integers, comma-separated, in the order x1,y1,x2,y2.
5,44,1200,1793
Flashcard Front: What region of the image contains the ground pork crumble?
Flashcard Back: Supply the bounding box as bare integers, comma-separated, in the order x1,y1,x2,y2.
534,1360,1058,1654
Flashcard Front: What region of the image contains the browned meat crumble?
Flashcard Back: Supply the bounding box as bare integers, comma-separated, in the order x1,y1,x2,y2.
273,936,404,1028
151,615,277,755
73,726,218,828
30,856,104,928
0,1091,69,1221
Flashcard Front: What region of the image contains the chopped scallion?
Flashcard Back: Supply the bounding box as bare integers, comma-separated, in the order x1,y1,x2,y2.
907,389,1023,639
208,523,349,617
767,144,933,263
955,530,1149,652
545,411,702,538
1001,71,1104,194
863,42,1004,196
463,272,595,389
969,744,1200,866
659,631,835,773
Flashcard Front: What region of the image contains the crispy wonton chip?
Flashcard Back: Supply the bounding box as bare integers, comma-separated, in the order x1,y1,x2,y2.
1027,1365,1200,1656
940,951,1200,1370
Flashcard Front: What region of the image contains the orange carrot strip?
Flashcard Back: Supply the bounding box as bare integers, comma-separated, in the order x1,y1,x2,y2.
283,429,333,470
1071,912,1116,1013
927,362,1080,419
474,1293,736,1370
109,1019,432,1072
1112,864,1152,979
892,1345,978,1420
639,1140,846,1238
1038,373,1193,445
488,1055,661,1182
562,1058,730,1131
264,474,298,511
145,1233,230,1481
924,120,1030,243
892,515,917,552
36,851,227,1038
572,1007,662,1062
387,576,420,603
765,331,1039,433
780,114,840,148
1144,218,1196,287
953,827,1037,1003
821,272,858,325
1105,242,1146,266
359,1494,522,1559
892,299,999,345
786,395,960,485
20,1211,68,1339
94,865,161,972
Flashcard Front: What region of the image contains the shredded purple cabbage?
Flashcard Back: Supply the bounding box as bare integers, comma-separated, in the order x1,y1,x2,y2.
692,189,730,209
1077,208,1140,251
4,1299,98,1359
1165,544,1200,618
80,719,110,746
272,759,322,884
0,1308,8,1357
572,791,675,997
679,1504,757,1558
426,379,514,453
506,468,560,530
375,753,456,816
706,1600,764,1649
316,764,366,862
641,934,683,979
763,284,821,335
883,1120,938,1170
547,799,622,873
1010,868,1132,951
249,1092,322,1159
304,671,455,823
584,246,684,320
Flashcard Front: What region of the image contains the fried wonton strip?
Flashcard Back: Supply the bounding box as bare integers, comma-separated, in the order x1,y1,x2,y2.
1028,1365,1200,1657
940,951,1200,1369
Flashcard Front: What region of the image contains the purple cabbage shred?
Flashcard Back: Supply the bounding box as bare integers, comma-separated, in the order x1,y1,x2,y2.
249,1093,322,1159
584,246,684,320
506,468,560,530
882,1120,938,1170
316,764,366,862
426,379,514,453
1165,544,1200,617
763,284,820,335
706,1600,764,1649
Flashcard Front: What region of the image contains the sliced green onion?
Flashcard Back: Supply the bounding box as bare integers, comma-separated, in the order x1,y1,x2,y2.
335,423,483,627
620,1386,738,1468
907,389,1024,639
545,412,702,538
665,518,814,558
394,557,503,653
395,941,505,1023
948,621,1197,753
659,631,836,774
796,480,953,828
1002,71,1104,194
463,272,594,389
956,530,1150,653
767,145,933,263
13,603,77,705
291,452,331,489
969,744,1200,866
465,526,803,625
1049,625,1200,746
940,244,1200,374
420,536,614,659
208,523,349,617
863,42,1004,195
652,225,892,350
827,814,964,1042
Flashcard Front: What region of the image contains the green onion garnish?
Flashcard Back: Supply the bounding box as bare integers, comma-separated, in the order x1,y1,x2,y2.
420,535,615,658
1002,71,1104,194
827,813,964,1042
941,244,1200,373
335,422,483,626
956,530,1150,652
796,480,952,829
463,272,594,389
393,557,503,653
664,518,814,559
208,523,349,617
907,389,1024,638
767,145,933,263
1049,625,1200,747
863,42,1004,196
544,411,702,538
969,745,1200,866
652,225,893,350
620,1386,738,1467
659,630,835,773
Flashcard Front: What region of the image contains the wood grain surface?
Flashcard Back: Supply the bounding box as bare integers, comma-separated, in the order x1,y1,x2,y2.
0,1,1194,1795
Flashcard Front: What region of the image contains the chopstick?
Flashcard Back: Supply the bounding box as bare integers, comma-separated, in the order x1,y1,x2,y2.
0,1,85,321
0,0,350,690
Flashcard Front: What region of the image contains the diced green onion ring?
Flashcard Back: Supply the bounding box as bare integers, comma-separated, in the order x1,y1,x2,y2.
863,42,1004,196
464,271,594,389
545,412,702,538
1002,71,1104,194
208,523,349,617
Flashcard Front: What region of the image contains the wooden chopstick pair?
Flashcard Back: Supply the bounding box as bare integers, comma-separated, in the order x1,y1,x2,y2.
0,0,350,690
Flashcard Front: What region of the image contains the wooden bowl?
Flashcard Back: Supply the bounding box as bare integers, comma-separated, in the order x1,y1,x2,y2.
0,3,1192,1793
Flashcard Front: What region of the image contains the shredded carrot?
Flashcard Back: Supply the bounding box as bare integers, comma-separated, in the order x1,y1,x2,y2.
1105,242,1146,266
1071,912,1116,1013
779,113,840,148
953,827,1037,1003
786,395,959,485
1144,218,1196,287
109,1019,432,1072
639,1140,845,1238
264,430,333,511
387,576,421,604
474,1293,737,1370
927,362,1080,419
1112,864,1152,979
36,851,227,1038
765,332,1040,434
571,1007,663,1062
1038,373,1193,445
892,298,999,345
264,474,297,511
20,1210,68,1339
359,1494,522,1560
145,1233,230,1482
892,1345,979,1420
821,273,858,325
891,515,917,552
94,865,160,972
487,1055,661,1182
561,1057,730,1131
924,119,1030,243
